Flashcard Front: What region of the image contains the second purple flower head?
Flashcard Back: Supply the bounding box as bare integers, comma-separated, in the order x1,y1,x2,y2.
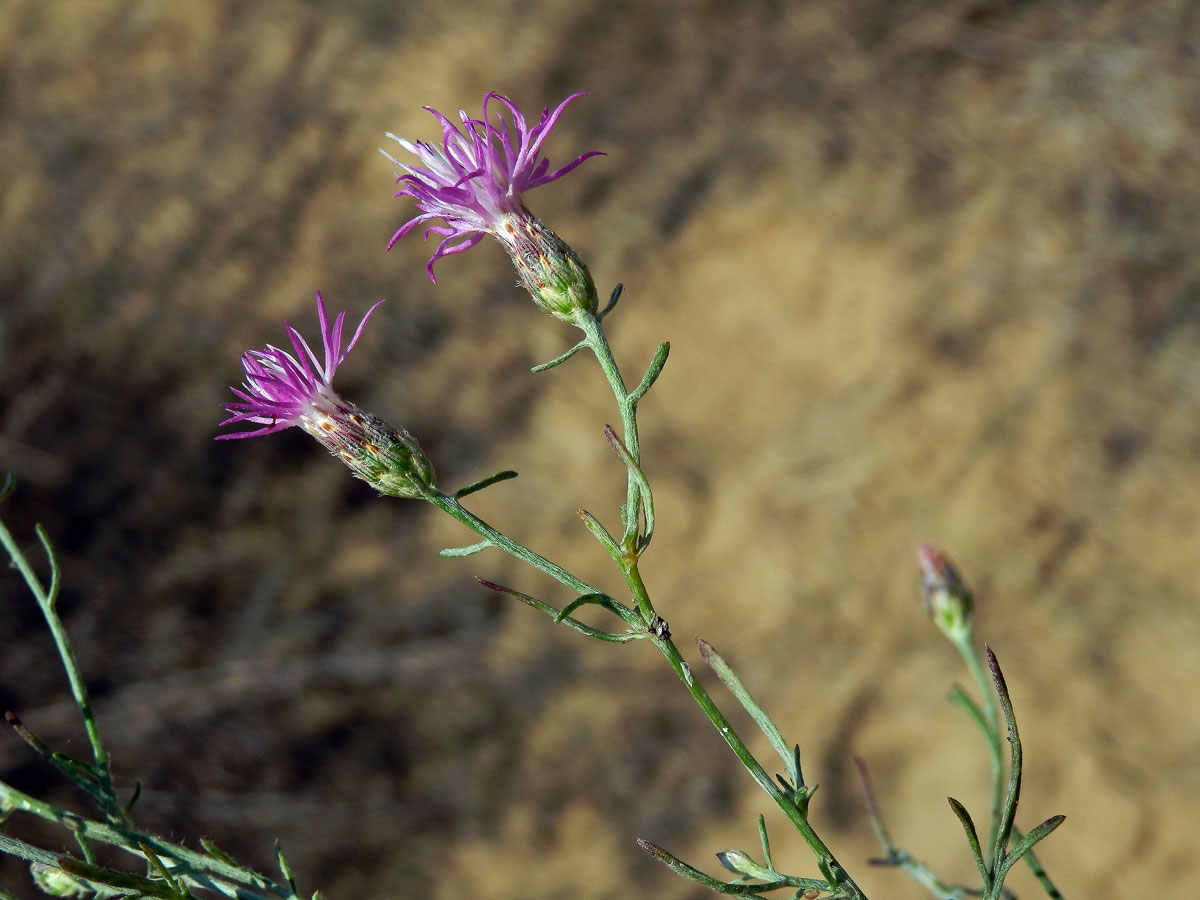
219,292,435,499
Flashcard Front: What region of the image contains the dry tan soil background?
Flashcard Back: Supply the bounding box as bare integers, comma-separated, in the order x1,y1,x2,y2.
2,1,1199,898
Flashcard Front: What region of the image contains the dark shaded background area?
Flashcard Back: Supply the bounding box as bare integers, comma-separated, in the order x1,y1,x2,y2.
3,1,1199,897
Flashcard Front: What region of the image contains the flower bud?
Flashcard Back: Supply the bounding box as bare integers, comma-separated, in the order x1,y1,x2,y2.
31,864,89,898
298,396,435,499
917,544,973,641
498,211,599,320
715,849,776,881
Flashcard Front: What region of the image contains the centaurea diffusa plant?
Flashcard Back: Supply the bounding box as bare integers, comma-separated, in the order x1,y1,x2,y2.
0,91,1066,900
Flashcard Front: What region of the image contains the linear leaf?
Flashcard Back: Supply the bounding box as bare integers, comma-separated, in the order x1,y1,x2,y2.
695,640,796,786
947,797,990,890
438,541,492,558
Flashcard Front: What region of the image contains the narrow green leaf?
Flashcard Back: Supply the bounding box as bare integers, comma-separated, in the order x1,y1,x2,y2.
577,509,623,562
554,592,610,623
695,639,795,784
275,839,298,896
4,712,107,805
454,470,518,499
638,838,731,888
602,426,655,551
986,646,1023,871
139,842,185,895
629,342,670,405
0,473,15,504
72,829,97,866
600,283,623,318
998,815,1065,881
756,815,773,870
438,541,492,558
124,780,142,815
35,525,61,610
199,838,238,867
947,797,990,890
531,340,586,373
475,579,643,643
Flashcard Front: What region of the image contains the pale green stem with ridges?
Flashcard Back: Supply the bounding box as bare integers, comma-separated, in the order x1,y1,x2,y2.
420,306,870,898
624,561,870,900
0,517,123,826
574,310,646,547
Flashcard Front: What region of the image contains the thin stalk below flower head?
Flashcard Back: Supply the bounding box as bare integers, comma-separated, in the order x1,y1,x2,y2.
218,291,435,498
382,91,603,320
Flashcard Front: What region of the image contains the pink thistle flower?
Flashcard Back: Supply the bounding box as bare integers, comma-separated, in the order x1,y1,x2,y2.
218,291,383,439
382,92,603,283
219,292,435,498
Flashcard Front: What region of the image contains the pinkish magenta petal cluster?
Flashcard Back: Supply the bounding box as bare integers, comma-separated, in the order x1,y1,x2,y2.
382,91,603,281
218,291,383,439
219,292,435,498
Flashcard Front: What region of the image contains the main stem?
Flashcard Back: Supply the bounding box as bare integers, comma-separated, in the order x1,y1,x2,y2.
428,309,868,897
582,309,866,896
426,489,866,897
575,312,644,544
625,562,869,900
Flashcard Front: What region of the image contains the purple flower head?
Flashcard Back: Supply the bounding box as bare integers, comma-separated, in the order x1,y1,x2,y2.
218,291,384,440
382,91,603,281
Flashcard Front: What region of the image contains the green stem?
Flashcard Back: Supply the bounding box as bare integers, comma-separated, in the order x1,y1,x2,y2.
624,563,868,900
0,780,289,900
655,633,866,898
422,489,864,896
429,309,864,895
0,519,122,825
421,488,640,628
575,311,644,544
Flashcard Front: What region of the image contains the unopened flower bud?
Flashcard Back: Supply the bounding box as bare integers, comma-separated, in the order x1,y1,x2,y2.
31,864,89,898
498,211,598,320
715,850,776,881
297,396,434,499
917,544,973,641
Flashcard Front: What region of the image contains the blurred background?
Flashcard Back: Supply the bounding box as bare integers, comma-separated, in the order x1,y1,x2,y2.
2,1,1198,897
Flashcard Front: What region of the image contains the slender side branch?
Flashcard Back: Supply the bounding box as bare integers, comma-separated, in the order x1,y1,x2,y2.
0,517,123,825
